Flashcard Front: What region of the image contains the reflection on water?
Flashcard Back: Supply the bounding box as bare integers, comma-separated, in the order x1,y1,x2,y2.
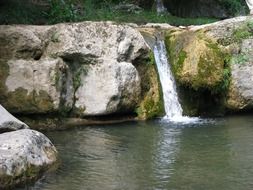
18,116,253,190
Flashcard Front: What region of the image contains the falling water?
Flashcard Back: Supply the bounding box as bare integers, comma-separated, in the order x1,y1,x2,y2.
156,0,167,14
153,40,182,119
153,40,199,123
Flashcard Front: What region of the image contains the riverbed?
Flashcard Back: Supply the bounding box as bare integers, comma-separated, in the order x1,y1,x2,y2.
18,115,253,190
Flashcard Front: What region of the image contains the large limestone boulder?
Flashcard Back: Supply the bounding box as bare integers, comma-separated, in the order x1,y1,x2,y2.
75,60,141,116
3,58,73,114
0,25,73,115
0,22,161,118
0,105,29,132
0,129,58,189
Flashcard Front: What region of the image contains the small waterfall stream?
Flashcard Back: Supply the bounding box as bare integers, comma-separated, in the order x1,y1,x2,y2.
153,39,199,122
153,40,182,119
156,0,167,14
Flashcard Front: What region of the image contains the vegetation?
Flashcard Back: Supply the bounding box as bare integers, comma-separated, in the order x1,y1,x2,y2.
0,0,218,25
232,20,253,42
220,0,247,15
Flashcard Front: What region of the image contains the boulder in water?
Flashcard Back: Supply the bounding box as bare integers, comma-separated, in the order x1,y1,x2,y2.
0,129,58,189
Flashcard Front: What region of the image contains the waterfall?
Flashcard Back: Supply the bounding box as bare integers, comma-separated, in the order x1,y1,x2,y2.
154,40,183,120
156,0,167,14
153,39,200,123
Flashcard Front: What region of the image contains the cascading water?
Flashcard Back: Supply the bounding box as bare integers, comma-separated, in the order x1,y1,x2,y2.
153,39,199,123
156,0,167,14
153,40,182,119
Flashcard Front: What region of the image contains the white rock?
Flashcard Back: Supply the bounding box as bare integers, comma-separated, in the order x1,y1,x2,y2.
0,129,58,189
0,104,29,132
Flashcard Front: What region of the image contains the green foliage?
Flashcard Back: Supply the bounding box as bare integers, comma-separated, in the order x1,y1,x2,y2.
212,65,231,94
177,51,187,69
219,0,247,15
220,19,253,45
0,0,46,24
233,23,253,42
232,53,250,65
0,0,218,25
73,66,88,91
46,0,79,23
135,95,164,119
148,52,155,65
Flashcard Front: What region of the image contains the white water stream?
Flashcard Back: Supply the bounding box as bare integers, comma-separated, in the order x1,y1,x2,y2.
153,40,199,123
156,0,167,14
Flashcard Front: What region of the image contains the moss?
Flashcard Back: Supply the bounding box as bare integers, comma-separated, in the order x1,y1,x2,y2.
0,161,58,189
218,19,253,46
4,88,55,114
134,51,165,120
136,95,163,119
233,20,253,42
165,28,230,116
70,106,86,117
176,50,187,74
148,51,155,65
166,29,226,91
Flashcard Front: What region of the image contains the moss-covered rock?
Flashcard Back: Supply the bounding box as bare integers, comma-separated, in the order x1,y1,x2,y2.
164,26,229,116
165,29,226,91
134,52,165,120
163,16,253,115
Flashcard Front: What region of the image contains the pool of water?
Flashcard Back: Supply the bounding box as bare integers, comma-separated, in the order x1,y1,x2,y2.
18,115,253,190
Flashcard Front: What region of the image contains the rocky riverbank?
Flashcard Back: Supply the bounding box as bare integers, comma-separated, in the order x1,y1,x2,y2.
0,16,253,128
0,105,58,189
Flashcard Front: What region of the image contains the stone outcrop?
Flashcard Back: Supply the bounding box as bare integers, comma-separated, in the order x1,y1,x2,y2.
0,129,58,189
163,16,253,115
226,39,253,110
0,104,29,132
0,22,163,119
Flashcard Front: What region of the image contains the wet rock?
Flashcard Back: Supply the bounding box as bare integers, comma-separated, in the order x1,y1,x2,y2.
0,129,58,189
163,16,253,115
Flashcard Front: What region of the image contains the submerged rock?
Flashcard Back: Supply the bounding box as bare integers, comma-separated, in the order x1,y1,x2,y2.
0,129,58,189
0,104,29,132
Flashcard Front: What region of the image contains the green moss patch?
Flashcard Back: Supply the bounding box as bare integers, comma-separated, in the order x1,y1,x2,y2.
4,88,55,114
134,52,165,120
165,28,231,116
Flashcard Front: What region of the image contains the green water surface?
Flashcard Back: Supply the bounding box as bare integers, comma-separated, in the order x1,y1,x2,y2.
19,115,253,190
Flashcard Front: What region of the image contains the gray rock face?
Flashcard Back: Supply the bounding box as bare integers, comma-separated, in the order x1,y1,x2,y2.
0,129,58,189
75,60,141,116
227,39,253,110
0,22,150,117
0,104,29,132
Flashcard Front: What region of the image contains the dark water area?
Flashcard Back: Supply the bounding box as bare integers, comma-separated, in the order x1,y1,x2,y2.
18,115,253,190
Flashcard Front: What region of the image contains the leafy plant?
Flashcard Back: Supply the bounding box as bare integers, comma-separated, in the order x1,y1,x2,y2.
45,0,80,23
233,20,253,42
